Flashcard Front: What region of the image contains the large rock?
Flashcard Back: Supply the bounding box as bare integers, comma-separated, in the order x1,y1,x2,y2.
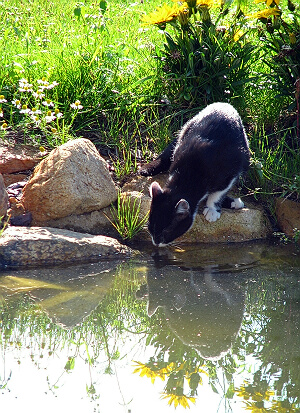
0,173,8,218
0,226,135,269
275,198,300,238
0,142,43,174
181,203,271,243
21,138,118,222
45,207,115,236
121,190,272,243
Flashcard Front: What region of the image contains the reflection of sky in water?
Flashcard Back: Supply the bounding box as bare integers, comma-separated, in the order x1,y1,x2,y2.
0,241,300,413
2,335,225,413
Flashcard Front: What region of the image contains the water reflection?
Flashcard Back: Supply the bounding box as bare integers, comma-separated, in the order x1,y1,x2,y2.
137,269,245,360
0,241,300,412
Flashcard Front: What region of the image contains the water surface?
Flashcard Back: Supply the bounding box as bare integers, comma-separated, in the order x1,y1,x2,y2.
0,240,299,413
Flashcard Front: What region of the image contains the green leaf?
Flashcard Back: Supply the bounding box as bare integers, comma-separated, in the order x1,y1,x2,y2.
99,0,107,13
226,383,235,399
64,357,75,371
74,7,82,18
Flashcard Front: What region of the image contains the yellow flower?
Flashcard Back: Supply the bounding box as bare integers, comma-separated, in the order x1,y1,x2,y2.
234,29,244,41
197,0,216,7
255,0,280,5
1,121,8,130
246,7,281,19
132,361,167,383
141,3,178,27
244,401,269,413
161,392,196,408
271,401,298,413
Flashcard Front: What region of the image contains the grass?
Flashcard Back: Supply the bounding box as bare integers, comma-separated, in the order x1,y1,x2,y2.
106,191,149,241
0,0,299,215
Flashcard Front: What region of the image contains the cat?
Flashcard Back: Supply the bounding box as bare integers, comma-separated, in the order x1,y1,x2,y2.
139,102,250,246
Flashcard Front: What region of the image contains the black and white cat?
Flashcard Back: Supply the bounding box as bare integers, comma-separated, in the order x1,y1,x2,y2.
140,102,250,246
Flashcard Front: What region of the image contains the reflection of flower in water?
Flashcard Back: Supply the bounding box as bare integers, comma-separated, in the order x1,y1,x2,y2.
233,381,300,413
133,360,208,408
244,401,270,412
271,401,298,413
161,392,196,408
132,361,168,383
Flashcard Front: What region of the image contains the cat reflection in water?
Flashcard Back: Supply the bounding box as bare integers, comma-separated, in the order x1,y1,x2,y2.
136,268,245,360
140,102,250,246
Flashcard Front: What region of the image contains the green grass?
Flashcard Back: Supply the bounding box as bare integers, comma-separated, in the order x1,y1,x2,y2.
0,0,299,208
106,191,149,240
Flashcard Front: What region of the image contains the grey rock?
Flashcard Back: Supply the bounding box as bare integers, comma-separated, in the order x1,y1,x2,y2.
0,226,135,269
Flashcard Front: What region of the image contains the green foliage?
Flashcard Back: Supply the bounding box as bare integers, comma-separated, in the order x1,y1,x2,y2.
142,0,258,108
246,126,299,212
0,216,9,236
107,191,149,240
252,0,300,103
0,0,300,205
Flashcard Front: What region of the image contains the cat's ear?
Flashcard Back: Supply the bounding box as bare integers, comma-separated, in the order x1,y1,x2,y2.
175,199,190,217
149,181,163,199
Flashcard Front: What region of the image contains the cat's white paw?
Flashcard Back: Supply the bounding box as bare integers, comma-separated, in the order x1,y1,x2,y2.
203,207,221,222
231,198,244,209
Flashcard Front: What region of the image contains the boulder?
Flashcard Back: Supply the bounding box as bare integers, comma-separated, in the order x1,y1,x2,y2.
275,198,300,238
0,226,135,269
45,207,115,236
0,142,43,174
21,138,118,222
182,203,272,243
0,173,8,218
2,173,29,187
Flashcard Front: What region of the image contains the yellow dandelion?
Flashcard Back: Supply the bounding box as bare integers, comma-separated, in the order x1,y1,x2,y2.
161,393,196,409
197,0,216,7
255,0,280,5
141,3,178,27
246,7,281,19
234,29,244,41
132,361,166,384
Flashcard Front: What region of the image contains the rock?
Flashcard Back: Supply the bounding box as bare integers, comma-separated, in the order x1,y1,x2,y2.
0,226,135,269
0,142,43,174
44,207,115,236
121,190,272,243
275,198,300,238
122,174,168,195
0,174,8,218
181,203,272,243
21,138,118,222
2,173,29,187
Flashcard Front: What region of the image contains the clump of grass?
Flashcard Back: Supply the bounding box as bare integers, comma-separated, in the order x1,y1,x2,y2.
106,192,149,241
246,126,299,215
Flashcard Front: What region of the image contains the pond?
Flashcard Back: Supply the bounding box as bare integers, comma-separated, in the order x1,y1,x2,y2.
0,240,300,413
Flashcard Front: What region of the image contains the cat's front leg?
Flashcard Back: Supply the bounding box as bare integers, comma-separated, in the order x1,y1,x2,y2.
203,192,223,222
203,206,221,222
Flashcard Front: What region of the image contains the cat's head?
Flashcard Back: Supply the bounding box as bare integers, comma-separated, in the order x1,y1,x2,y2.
148,181,193,246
